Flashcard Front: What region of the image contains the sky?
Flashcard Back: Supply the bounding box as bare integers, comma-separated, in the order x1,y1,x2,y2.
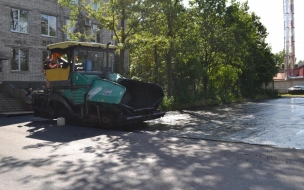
183,0,304,61
238,0,304,62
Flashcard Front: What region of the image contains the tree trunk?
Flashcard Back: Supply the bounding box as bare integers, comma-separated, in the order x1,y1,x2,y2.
166,11,173,97
203,76,208,93
154,45,159,84
166,48,173,96
119,7,126,75
119,49,125,75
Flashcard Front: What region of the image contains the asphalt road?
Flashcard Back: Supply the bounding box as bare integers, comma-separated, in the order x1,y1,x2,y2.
146,97,304,150
1,97,304,189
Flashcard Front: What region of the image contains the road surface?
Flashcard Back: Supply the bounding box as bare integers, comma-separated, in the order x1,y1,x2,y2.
1,97,304,189
146,97,304,149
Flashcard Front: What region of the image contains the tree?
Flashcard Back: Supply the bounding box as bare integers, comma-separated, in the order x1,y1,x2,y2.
127,1,169,85
59,0,149,75
155,0,186,97
129,0,187,97
58,0,96,41
274,50,285,68
58,0,279,107
225,2,277,97
189,0,236,97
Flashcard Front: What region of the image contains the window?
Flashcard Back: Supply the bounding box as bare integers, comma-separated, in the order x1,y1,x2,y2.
66,19,78,40
110,31,117,45
89,0,98,10
91,24,100,42
10,8,28,33
41,14,56,37
93,3,98,10
42,51,49,62
70,0,79,5
11,49,29,71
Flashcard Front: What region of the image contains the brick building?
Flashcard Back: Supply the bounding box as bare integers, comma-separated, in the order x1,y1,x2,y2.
0,0,114,88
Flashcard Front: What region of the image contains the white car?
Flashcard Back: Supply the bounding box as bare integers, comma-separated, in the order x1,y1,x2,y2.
287,86,304,94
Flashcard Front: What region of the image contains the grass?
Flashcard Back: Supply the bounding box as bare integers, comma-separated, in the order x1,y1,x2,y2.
280,93,304,98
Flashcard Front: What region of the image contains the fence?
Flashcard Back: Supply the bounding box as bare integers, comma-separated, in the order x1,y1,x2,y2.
269,78,304,93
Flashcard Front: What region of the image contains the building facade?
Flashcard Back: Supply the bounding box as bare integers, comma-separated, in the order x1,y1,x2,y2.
0,0,114,87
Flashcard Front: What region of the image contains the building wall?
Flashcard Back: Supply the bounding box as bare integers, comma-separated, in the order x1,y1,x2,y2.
0,0,119,85
299,67,304,76
0,0,70,84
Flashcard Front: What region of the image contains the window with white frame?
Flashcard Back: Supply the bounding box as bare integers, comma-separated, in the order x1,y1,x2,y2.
10,8,28,33
11,49,29,71
93,3,98,10
89,0,98,10
70,0,79,5
91,24,100,42
66,19,78,40
110,31,117,45
41,14,56,37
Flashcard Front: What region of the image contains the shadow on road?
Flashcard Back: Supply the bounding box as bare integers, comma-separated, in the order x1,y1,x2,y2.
1,131,304,190
0,115,35,127
2,99,304,189
23,119,118,143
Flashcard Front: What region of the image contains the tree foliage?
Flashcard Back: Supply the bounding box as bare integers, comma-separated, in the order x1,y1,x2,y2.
274,50,285,68
58,0,279,109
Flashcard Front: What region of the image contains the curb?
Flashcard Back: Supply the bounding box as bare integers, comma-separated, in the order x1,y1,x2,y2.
0,111,34,117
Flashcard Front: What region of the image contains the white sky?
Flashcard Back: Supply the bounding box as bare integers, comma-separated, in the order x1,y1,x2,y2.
183,0,304,61
239,0,304,61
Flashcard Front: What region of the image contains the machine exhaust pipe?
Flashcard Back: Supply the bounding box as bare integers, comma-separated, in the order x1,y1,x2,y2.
103,41,112,80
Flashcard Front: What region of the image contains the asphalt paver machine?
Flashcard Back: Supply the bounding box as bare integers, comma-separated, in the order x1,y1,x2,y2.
32,41,165,127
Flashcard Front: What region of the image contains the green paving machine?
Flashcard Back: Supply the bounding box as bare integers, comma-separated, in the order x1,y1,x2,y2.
31,41,165,127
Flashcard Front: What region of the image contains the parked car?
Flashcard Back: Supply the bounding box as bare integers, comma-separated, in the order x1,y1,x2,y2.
287,86,304,94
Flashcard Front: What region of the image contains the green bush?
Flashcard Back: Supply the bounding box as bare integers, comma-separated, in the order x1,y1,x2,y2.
160,96,174,111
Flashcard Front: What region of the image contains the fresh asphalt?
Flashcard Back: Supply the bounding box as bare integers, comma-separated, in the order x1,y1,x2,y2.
1,97,304,189
146,97,304,150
